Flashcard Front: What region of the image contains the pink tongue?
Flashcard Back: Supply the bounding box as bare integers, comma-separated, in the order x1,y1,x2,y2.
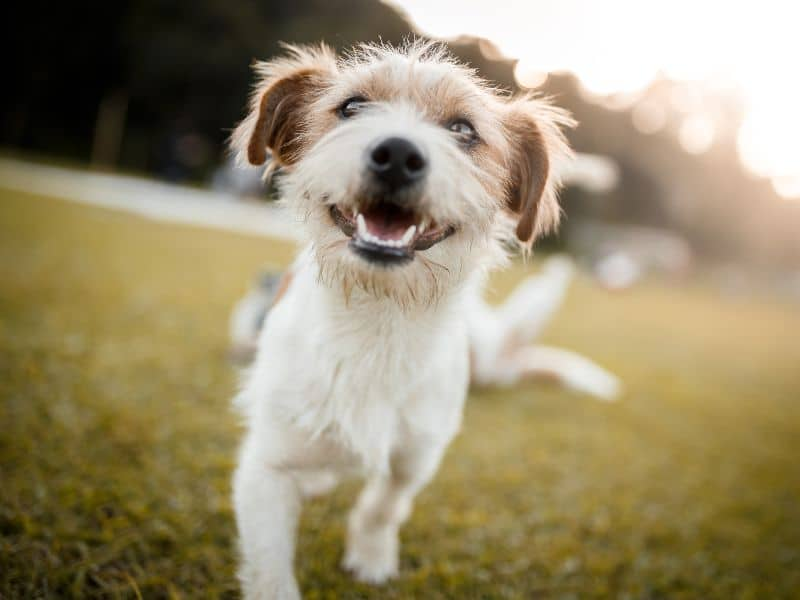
362,205,416,240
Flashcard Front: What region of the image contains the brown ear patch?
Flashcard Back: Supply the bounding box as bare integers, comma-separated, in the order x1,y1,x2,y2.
247,70,323,167
505,116,551,243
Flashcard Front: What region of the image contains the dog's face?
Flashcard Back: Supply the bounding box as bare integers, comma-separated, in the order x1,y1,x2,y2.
232,43,572,305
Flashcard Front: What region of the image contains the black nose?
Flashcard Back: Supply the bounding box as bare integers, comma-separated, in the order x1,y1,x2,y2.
366,137,428,191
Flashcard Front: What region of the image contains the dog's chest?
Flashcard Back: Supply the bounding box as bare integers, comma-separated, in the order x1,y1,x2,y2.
293,315,444,470
259,272,469,473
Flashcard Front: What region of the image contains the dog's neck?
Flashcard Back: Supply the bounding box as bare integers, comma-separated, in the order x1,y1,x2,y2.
319,268,468,325
302,247,475,323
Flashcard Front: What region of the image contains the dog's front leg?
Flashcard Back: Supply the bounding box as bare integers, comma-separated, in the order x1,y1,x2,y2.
234,441,302,600
343,440,447,584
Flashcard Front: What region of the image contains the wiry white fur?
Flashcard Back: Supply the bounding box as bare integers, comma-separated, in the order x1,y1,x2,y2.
234,249,471,598
283,101,507,307
230,42,576,599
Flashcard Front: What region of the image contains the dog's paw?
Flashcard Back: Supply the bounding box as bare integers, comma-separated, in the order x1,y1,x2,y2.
342,527,399,584
250,586,300,600
240,569,301,600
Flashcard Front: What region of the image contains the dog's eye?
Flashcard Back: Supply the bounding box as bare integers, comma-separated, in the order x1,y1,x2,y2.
339,96,368,118
447,118,479,145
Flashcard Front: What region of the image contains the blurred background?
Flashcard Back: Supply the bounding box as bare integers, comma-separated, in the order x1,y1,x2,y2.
4,0,800,286
2,1,799,598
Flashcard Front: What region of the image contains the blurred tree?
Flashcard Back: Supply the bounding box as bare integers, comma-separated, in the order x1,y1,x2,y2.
3,2,131,162
3,0,412,179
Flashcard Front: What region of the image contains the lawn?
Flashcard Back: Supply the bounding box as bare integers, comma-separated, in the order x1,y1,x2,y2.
1,187,799,599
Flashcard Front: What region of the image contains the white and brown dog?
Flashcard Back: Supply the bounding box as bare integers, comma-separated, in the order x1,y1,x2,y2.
229,41,612,599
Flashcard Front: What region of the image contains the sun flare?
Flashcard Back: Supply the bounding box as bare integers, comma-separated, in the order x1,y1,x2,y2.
388,0,800,198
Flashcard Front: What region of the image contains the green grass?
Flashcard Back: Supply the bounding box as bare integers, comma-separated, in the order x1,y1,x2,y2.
1,187,799,599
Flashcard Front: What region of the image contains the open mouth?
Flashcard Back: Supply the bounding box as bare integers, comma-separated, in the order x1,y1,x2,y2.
330,204,456,266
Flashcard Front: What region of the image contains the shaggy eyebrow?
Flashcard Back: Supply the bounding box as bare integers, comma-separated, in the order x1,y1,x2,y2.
433,86,485,118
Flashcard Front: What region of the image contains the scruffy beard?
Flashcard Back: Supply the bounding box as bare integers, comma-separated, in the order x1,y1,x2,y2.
306,202,465,309
290,198,511,310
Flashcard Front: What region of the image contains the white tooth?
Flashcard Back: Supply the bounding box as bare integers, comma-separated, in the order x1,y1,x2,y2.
419,220,427,234
356,213,367,237
401,225,417,246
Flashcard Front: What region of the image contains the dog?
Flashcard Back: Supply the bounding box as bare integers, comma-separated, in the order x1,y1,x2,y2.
229,41,581,599
230,256,621,399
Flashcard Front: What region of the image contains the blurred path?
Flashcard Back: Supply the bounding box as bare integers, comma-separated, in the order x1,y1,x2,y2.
0,154,616,243
0,158,300,241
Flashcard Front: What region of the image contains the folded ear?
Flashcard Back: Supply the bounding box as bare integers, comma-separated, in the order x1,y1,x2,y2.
230,44,337,167
504,98,574,244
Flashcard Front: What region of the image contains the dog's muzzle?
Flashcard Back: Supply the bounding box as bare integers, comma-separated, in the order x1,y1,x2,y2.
329,201,455,267
327,135,455,266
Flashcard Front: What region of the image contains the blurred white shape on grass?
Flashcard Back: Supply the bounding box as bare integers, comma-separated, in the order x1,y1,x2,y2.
512,346,622,401
558,153,620,194
594,251,642,290
571,221,693,289
467,255,622,400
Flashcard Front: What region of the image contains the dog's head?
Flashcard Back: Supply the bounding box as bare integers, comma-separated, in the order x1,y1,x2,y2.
232,42,573,305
